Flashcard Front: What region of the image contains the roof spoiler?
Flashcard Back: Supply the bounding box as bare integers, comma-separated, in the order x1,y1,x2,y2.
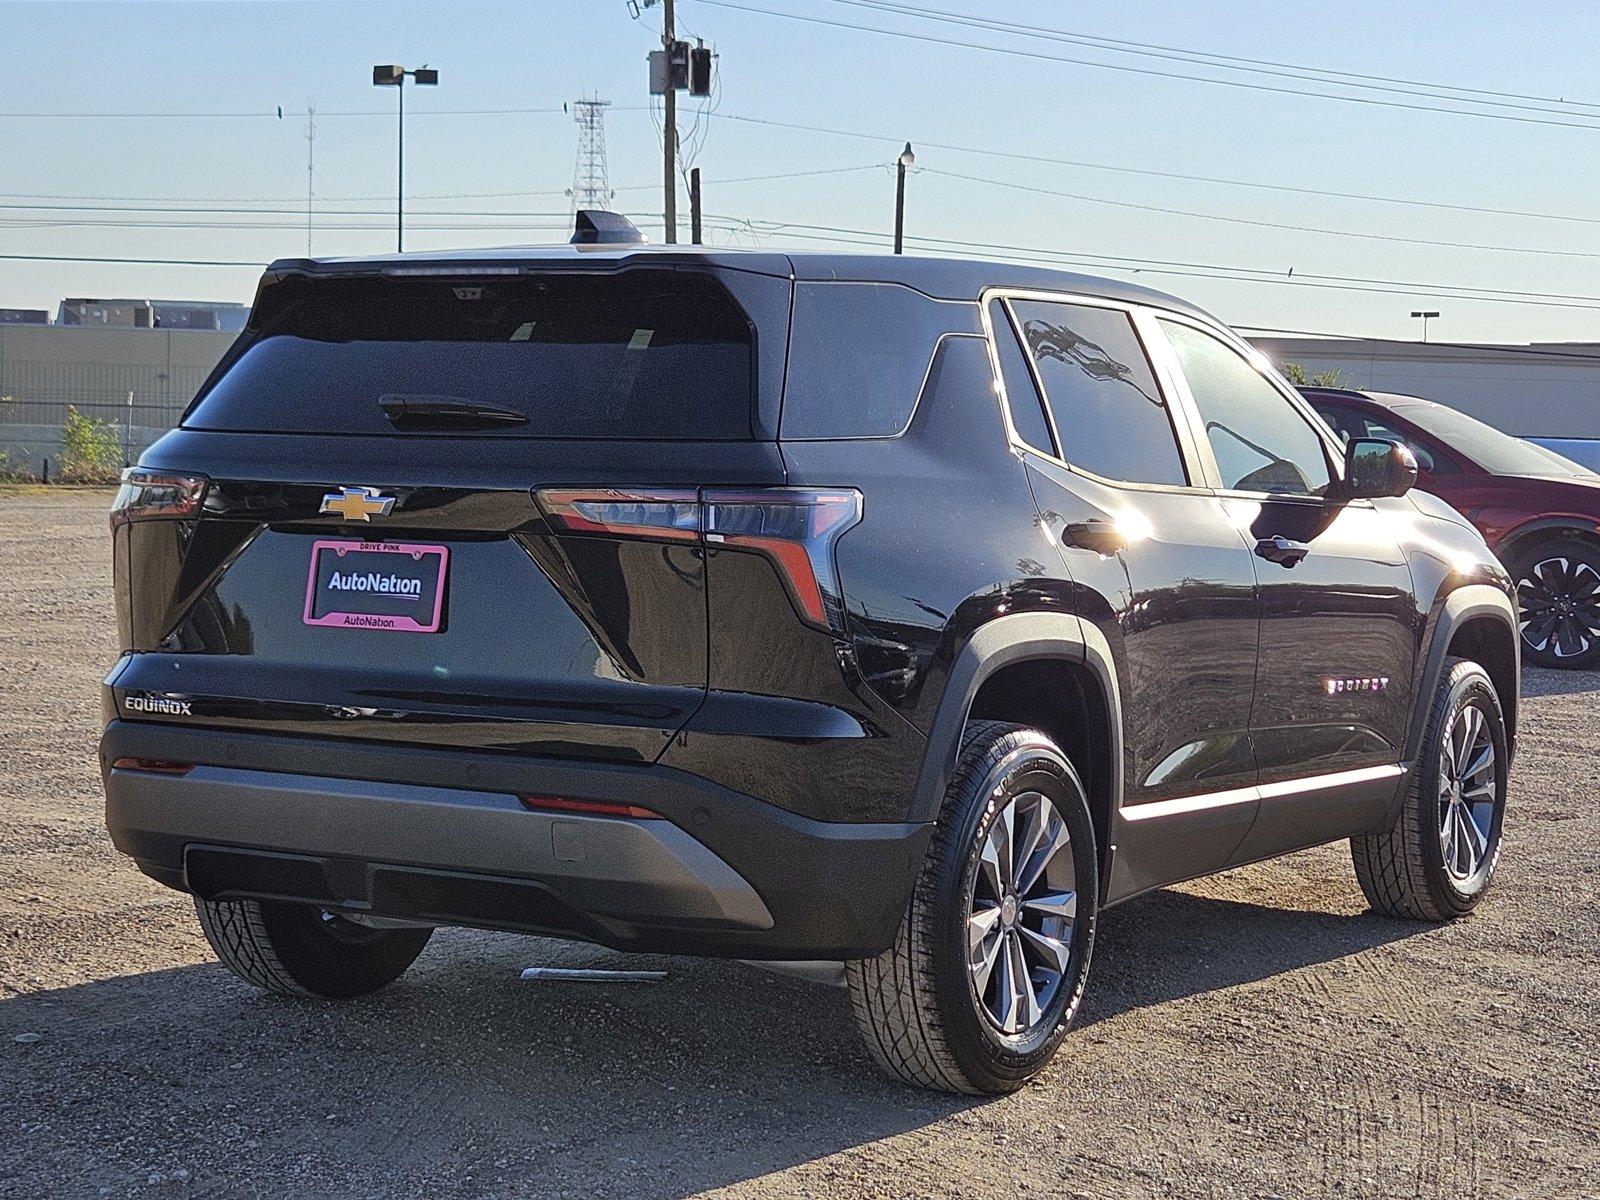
571,210,647,245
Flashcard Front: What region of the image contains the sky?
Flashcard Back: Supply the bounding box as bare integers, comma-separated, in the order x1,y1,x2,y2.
3,0,1600,344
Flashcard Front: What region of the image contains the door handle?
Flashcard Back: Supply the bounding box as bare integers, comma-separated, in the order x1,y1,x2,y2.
1255,535,1309,568
1063,519,1128,555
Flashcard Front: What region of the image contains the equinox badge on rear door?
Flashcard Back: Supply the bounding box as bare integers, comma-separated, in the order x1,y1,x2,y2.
320,486,396,522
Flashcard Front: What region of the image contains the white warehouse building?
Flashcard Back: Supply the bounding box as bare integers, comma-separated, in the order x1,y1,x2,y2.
1250,336,1600,464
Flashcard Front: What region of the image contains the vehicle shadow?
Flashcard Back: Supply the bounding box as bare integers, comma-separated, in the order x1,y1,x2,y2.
0,889,1424,1199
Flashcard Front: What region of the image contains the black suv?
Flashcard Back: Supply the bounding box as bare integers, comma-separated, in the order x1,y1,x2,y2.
102,220,1519,1094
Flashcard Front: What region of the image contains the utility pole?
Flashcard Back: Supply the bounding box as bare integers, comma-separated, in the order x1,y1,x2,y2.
305,101,316,256
661,0,677,243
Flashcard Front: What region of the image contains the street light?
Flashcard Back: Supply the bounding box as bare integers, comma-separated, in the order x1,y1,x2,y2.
893,142,915,255
1410,310,1440,342
372,64,439,252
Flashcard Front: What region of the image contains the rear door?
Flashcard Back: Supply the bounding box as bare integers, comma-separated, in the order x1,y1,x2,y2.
113,265,788,765
1155,318,1416,860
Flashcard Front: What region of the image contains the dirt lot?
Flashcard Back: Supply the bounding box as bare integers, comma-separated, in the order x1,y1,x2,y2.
1,489,1597,1200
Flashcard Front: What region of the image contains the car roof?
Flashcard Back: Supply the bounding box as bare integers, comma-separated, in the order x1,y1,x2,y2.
260,242,1220,322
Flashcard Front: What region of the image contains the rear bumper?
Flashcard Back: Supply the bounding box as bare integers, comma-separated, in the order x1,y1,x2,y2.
100,720,931,959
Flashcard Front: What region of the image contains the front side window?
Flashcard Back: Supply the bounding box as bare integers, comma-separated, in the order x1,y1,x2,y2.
1008,299,1188,486
1161,320,1332,496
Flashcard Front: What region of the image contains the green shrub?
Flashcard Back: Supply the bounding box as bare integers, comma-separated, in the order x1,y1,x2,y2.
56,406,123,483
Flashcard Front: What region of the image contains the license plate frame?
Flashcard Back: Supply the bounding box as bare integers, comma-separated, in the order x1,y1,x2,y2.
302,539,449,633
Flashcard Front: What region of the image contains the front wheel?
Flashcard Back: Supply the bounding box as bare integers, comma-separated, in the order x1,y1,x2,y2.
1351,658,1509,921
847,721,1098,1094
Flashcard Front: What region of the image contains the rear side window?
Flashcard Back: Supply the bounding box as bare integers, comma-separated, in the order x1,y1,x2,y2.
1007,299,1188,486
1308,400,1456,475
987,300,1055,454
780,282,979,439
185,271,754,439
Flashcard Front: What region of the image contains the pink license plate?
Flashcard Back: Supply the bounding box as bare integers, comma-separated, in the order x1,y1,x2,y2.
302,539,449,633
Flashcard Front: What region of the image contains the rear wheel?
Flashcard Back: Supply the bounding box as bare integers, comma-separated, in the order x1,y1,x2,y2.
1351,659,1508,920
847,721,1098,1094
1512,537,1600,668
195,898,432,999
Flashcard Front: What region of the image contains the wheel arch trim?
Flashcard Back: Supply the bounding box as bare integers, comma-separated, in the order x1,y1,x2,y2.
1406,583,1519,766
909,612,1124,828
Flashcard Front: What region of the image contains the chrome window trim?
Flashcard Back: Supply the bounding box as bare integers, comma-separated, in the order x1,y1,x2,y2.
978,286,1212,498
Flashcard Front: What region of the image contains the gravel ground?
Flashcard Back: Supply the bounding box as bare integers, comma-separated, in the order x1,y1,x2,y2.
2,489,1598,1200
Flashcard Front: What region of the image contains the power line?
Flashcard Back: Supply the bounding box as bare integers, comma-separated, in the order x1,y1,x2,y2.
922,169,1600,260
0,166,879,208
0,252,265,267
0,105,606,120
823,0,1600,118
704,111,1600,228
690,0,1600,132
706,212,1600,311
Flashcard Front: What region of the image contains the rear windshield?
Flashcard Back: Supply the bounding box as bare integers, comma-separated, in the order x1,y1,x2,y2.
184,270,755,439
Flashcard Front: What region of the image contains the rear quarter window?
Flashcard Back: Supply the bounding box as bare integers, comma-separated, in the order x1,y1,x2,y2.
184,270,755,440
780,282,980,439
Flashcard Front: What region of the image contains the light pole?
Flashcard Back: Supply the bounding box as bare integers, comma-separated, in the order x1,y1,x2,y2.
1410,310,1440,342
372,64,438,252
893,142,914,255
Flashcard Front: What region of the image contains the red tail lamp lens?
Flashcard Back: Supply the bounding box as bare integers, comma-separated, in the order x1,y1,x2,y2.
702,488,862,629
111,758,195,775
110,471,207,526
519,794,661,819
534,485,863,632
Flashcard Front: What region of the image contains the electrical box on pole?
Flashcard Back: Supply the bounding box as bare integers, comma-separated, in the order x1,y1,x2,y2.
688,42,713,96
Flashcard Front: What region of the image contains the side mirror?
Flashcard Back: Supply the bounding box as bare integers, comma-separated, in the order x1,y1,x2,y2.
1341,436,1418,499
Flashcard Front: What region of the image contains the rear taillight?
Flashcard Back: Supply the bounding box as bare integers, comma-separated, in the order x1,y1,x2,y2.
536,488,700,543
110,470,207,526
535,486,863,632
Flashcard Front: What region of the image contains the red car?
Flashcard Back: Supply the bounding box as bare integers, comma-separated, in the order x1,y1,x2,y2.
1304,387,1600,669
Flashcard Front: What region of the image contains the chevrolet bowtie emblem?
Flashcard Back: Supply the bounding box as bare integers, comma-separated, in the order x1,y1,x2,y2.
319,486,396,522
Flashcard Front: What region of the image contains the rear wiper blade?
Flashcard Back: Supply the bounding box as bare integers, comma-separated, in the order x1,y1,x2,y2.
379,394,528,429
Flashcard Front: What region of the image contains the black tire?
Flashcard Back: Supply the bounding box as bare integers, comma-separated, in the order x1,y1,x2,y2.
194,897,432,999
847,721,1098,1094
1351,659,1509,921
1510,536,1600,669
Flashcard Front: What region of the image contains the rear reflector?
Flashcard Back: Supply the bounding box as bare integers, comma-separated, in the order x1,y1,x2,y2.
519,794,661,820
111,758,195,776
110,470,207,525
534,485,863,632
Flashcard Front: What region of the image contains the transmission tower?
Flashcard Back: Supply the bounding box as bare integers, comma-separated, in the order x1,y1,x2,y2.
569,96,613,212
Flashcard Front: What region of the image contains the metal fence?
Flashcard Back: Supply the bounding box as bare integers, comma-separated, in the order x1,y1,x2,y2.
0,326,235,477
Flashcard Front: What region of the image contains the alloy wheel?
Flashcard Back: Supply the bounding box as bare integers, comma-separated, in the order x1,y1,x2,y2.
1437,704,1498,882
1518,556,1600,660
965,790,1077,1036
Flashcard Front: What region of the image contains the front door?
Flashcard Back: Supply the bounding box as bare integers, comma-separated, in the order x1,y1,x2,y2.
1155,317,1417,863
986,294,1262,901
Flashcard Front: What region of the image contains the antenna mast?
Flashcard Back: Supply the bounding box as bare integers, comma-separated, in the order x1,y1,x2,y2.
305,101,316,255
